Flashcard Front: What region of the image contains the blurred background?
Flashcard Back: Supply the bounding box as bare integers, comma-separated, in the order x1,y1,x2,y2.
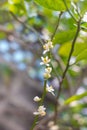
0,0,87,130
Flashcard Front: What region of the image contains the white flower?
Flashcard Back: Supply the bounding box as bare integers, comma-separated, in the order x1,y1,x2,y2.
46,84,55,96
33,96,41,102
44,72,51,79
43,44,50,54
33,105,46,116
47,41,53,49
43,41,53,54
43,67,52,79
40,56,51,66
45,67,52,73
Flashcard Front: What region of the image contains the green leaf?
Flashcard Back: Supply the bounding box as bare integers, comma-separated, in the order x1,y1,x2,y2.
34,0,70,11
13,0,21,4
76,49,87,62
65,91,87,105
78,0,87,15
71,103,87,112
53,29,76,44
59,42,71,57
8,0,26,15
59,42,87,60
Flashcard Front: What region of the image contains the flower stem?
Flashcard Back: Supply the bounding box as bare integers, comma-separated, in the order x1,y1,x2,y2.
30,115,38,130
40,80,47,105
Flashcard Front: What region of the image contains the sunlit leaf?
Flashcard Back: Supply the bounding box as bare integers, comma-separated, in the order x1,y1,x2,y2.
59,42,87,60
78,0,87,15
65,91,87,105
53,29,76,44
76,49,87,62
34,0,70,11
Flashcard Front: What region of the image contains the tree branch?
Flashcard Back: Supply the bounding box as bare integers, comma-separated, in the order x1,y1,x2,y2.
57,17,82,100
53,17,82,123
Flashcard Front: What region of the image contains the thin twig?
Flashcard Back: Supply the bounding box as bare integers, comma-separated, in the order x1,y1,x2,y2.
51,12,63,41
53,52,73,96
50,62,60,81
50,12,63,81
30,115,38,130
53,17,82,123
40,80,47,105
63,0,77,22
61,21,81,78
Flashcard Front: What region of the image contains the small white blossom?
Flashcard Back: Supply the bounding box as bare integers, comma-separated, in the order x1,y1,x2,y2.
47,41,53,49
43,41,53,54
33,105,46,116
44,72,51,79
43,44,50,54
43,67,52,79
40,56,50,66
33,96,41,102
46,84,55,96
45,67,52,73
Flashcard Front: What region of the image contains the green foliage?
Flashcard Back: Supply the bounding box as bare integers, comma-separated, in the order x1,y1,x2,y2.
8,0,26,14
53,29,76,44
34,0,70,11
59,42,87,62
76,49,87,62
65,91,87,104
78,0,87,14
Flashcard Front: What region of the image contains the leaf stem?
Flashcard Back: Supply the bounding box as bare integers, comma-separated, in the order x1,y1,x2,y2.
51,12,63,41
30,115,38,130
40,80,47,105
63,0,77,22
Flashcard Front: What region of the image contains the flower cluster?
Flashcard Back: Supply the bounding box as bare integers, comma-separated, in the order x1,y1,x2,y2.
41,40,54,95
40,41,53,79
33,40,55,117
